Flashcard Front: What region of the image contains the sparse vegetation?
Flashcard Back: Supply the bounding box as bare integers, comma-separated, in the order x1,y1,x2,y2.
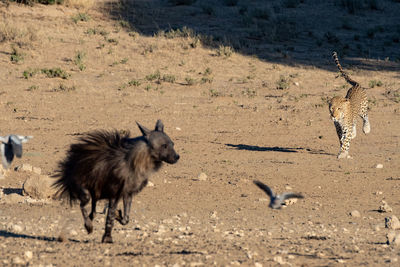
74,51,86,71
185,77,196,86
27,85,39,91
383,89,400,103
368,80,383,88
72,13,91,23
52,83,76,92
10,46,24,63
161,74,176,83
41,68,69,79
145,71,161,82
216,45,234,57
85,27,109,36
23,68,39,79
276,75,290,90
209,89,220,97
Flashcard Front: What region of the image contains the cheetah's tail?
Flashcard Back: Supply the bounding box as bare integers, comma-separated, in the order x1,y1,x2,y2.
332,51,359,87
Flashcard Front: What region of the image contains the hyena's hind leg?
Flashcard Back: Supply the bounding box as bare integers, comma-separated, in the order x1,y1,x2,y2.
78,187,94,234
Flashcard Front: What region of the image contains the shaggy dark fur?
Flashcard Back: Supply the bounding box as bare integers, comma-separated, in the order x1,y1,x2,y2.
53,120,179,243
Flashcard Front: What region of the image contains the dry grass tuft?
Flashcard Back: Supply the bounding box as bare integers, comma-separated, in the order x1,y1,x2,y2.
64,0,94,9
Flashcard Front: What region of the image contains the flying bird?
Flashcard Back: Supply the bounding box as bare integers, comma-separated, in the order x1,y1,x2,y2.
0,135,32,169
253,180,304,209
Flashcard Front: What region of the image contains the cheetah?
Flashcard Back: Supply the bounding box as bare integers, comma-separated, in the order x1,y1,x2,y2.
328,51,370,159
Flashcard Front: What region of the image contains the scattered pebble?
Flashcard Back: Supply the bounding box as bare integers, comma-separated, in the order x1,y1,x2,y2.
387,231,400,246
176,127,181,131
385,215,400,230
273,256,286,265
147,181,154,187
197,172,207,181
69,229,78,236
12,257,24,265
379,201,392,213
350,210,361,218
376,164,383,169
24,251,33,260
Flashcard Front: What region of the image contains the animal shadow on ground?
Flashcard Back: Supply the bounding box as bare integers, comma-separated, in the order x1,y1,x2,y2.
226,143,334,156
2,188,23,195
226,143,301,153
0,230,58,242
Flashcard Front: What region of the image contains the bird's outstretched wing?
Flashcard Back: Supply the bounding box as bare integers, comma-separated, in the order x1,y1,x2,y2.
9,135,23,158
253,180,274,197
0,135,32,169
281,193,304,201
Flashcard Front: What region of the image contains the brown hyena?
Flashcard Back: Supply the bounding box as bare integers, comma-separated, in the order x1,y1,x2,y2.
53,120,179,243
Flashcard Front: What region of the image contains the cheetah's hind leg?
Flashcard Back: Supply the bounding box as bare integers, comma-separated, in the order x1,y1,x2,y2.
362,115,370,134
352,124,357,139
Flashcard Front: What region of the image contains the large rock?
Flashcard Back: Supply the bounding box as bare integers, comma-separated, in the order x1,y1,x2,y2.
385,215,400,230
23,174,57,199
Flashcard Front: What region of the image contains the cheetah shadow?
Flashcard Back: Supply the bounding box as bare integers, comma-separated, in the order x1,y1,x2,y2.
225,144,334,156
0,230,84,243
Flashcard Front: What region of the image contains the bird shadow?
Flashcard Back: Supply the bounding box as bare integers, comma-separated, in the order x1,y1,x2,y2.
2,188,23,195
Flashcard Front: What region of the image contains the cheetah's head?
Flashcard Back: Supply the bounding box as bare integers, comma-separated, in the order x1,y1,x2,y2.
328,96,350,122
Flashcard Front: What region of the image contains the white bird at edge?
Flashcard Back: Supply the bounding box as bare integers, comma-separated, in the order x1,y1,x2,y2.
0,135,32,169
253,180,304,209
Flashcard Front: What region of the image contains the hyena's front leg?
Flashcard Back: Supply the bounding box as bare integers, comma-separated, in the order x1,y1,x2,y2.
102,198,119,243
116,194,132,226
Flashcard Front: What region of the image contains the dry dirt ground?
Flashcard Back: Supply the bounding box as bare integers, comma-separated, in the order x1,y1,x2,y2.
0,1,400,266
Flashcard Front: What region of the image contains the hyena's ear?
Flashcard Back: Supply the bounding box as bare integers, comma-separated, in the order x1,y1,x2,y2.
154,119,164,132
136,122,151,137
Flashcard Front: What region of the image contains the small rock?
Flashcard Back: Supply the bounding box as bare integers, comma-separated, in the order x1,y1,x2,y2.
210,211,218,219
0,165,7,179
385,215,400,230
350,210,361,218
387,231,396,244
69,229,78,236
12,224,23,233
20,163,33,172
147,181,154,187
4,193,25,204
285,185,292,190
176,127,181,131
379,201,392,213
294,82,300,86
33,167,42,175
23,174,57,199
24,251,33,260
376,164,383,169
255,263,263,267
12,257,24,265
273,256,286,265
197,172,207,181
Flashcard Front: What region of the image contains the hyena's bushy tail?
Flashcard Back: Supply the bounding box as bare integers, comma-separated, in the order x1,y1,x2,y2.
332,51,359,87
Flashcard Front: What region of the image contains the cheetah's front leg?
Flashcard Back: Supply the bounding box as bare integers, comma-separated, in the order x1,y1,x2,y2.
338,128,352,159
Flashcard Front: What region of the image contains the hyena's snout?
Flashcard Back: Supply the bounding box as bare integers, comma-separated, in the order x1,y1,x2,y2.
167,151,179,164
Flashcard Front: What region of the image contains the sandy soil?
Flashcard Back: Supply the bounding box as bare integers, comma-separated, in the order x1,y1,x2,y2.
0,1,400,266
